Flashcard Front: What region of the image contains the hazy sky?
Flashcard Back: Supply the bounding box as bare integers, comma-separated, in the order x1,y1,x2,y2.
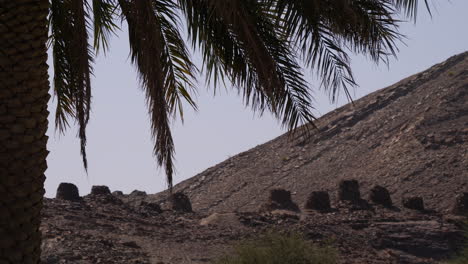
44,1,468,197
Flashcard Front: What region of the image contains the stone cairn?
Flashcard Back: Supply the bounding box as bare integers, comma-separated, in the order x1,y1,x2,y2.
170,192,193,213
304,191,331,211
452,192,468,215
56,183,80,201
90,185,124,205
91,185,111,195
59,180,464,216
402,196,424,211
369,185,393,207
338,179,361,202
261,188,300,212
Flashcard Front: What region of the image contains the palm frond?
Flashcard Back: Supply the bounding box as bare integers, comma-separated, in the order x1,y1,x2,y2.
92,0,119,54
49,0,94,170
119,0,197,188
179,0,315,131
268,0,406,102
154,0,198,121
392,0,431,19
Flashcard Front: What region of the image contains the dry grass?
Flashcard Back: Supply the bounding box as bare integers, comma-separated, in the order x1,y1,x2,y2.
213,232,337,264
449,222,468,264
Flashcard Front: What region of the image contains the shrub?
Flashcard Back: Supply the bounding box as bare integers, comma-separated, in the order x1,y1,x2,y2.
449,222,468,264
213,232,337,264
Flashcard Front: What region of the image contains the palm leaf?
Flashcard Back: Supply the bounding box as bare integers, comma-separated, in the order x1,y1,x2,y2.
179,0,315,131
49,0,94,170
92,0,119,54
118,0,197,188
393,0,432,19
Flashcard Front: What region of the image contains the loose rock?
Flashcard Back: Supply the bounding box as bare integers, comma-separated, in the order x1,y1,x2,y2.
122,241,140,249
403,196,424,211
369,185,393,207
304,191,331,211
112,191,123,196
339,180,361,202
91,185,111,196
199,213,240,227
56,183,80,201
130,190,147,197
140,201,162,214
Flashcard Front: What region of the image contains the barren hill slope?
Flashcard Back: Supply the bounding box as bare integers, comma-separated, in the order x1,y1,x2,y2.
154,52,468,213
41,53,468,264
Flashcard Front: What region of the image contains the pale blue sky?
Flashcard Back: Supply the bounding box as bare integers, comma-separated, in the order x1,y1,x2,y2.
44,1,468,197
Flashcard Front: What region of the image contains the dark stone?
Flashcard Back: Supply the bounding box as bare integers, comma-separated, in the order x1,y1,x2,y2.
122,241,140,248
452,192,468,215
130,190,147,196
403,196,424,211
112,191,123,196
91,185,111,195
56,183,80,201
369,185,393,207
304,191,331,211
339,180,361,202
261,189,300,212
140,201,162,213
171,192,192,212
271,189,291,203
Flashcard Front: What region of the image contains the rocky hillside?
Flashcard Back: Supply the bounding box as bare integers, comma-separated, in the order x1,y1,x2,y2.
152,52,468,214
42,183,467,263
41,52,468,264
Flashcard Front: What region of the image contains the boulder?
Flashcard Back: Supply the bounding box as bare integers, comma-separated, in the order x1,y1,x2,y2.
339,180,361,202
403,196,424,211
112,191,123,196
91,185,111,195
140,201,162,213
304,191,331,211
261,189,300,212
130,190,147,197
170,192,192,212
369,185,392,207
452,192,468,215
199,213,240,227
56,183,80,201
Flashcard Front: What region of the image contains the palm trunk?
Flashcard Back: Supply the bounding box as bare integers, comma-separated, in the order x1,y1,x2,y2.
0,0,50,263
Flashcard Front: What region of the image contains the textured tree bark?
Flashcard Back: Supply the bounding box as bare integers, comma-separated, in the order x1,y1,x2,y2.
0,0,50,263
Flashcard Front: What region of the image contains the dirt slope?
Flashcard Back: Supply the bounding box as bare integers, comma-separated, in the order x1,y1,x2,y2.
153,52,468,214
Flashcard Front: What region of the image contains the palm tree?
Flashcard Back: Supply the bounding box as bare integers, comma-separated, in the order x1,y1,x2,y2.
1,0,431,262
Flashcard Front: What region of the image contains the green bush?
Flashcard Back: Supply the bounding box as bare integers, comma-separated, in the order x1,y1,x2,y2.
213,232,337,264
450,222,468,264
